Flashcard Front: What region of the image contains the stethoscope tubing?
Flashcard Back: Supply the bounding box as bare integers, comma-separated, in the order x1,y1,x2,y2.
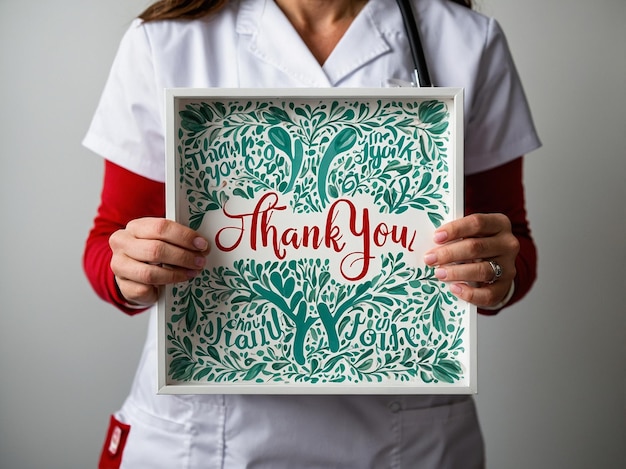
395,0,432,87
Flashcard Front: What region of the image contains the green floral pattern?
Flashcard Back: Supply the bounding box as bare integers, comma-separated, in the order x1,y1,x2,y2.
166,96,469,387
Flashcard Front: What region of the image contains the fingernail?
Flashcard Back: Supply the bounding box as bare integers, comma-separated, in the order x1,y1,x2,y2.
434,231,448,243
186,269,200,279
450,284,463,295
435,268,447,280
424,253,437,265
193,237,208,250
194,256,206,268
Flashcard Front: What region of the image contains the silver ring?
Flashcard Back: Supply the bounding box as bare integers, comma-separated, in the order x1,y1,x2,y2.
486,260,503,284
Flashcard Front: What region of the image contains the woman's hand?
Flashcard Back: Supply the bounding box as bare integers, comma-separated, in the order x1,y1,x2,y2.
109,218,210,307
423,213,519,308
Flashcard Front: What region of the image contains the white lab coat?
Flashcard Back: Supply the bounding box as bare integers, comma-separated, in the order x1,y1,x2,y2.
84,1,541,467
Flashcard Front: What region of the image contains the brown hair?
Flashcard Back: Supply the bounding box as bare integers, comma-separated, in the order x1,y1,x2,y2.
140,0,226,22
139,0,472,22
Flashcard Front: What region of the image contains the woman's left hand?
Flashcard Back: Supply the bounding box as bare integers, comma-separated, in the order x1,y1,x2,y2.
423,213,519,308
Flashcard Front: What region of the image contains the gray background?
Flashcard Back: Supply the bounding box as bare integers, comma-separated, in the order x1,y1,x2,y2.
1,0,624,467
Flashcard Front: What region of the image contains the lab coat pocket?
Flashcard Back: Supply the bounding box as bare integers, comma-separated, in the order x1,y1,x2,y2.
118,401,192,469
398,396,485,469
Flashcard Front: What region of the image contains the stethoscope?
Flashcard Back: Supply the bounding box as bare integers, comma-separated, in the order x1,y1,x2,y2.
395,0,432,87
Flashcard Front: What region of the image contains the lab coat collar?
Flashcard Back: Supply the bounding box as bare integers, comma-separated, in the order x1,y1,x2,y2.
236,0,395,87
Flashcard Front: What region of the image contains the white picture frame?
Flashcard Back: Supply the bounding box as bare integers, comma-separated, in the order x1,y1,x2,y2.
158,87,475,394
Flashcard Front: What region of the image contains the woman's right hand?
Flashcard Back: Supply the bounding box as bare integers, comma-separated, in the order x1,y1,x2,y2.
109,217,210,307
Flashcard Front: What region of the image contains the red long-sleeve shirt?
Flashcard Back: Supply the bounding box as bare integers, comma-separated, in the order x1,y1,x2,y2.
83,157,536,315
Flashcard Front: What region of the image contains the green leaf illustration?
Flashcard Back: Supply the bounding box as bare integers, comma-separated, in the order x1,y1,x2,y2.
418,100,448,125
168,97,466,386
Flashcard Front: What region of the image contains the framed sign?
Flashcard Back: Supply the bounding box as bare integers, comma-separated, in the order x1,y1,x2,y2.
158,87,475,394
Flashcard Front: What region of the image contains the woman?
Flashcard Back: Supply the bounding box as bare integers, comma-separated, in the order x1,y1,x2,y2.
84,0,541,467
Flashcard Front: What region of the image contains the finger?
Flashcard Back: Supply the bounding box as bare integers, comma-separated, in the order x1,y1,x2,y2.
433,213,511,245
115,276,159,306
434,259,515,285
449,281,513,309
126,218,209,252
111,252,200,287
120,236,207,271
109,225,208,272
425,232,520,267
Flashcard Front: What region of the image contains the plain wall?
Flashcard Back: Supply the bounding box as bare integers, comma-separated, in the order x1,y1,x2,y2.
0,0,624,468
